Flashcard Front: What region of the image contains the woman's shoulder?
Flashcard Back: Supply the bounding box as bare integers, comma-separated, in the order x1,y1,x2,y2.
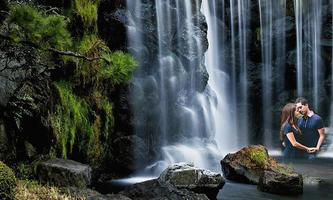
283,122,293,133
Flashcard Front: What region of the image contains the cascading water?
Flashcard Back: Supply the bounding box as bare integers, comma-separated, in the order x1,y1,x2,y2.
126,0,228,174
259,0,273,146
295,0,323,111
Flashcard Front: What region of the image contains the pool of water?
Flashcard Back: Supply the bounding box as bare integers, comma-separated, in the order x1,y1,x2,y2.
219,157,333,200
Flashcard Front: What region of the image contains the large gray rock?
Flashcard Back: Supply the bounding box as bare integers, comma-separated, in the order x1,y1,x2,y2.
120,179,209,200
37,159,92,188
159,163,225,200
258,170,303,195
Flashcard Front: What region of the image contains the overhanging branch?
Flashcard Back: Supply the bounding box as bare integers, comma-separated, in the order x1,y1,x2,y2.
0,33,108,62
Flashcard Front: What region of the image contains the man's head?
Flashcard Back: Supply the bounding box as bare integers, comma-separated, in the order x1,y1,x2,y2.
295,97,310,116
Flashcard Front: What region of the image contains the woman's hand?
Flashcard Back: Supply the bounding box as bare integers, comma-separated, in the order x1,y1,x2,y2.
306,147,317,153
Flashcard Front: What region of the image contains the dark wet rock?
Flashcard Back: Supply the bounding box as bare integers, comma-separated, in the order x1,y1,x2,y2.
65,187,132,200
37,159,92,188
258,170,303,195
110,135,149,174
6,75,54,159
159,163,225,200
35,0,72,9
120,179,209,200
0,119,8,160
0,0,8,23
98,0,127,51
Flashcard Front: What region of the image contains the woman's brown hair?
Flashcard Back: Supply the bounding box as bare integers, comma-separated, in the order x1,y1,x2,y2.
280,103,301,141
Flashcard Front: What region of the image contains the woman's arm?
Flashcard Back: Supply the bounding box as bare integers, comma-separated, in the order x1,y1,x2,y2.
286,132,309,151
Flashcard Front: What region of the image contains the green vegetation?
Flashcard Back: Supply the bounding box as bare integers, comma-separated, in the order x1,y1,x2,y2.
99,51,137,84
8,4,72,49
15,180,82,200
2,0,136,169
249,149,268,168
50,81,93,159
0,161,17,200
274,164,295,176
74,0,99,29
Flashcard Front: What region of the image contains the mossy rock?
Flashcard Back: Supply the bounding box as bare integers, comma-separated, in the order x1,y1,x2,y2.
221,145,279,184
0,161,17,200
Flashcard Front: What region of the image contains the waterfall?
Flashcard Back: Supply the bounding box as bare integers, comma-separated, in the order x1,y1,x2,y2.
126,0,225,173
295,0,323,111
331,1,333,127
310,1,322,111
259,0,287,146
295,0,304,97
259,0,273,146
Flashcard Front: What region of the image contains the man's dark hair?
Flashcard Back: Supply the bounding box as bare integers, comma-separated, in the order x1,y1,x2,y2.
295,97,308,105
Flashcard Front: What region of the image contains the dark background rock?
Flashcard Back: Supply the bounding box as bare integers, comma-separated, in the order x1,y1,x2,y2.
37,159,92,188
98,0,127,51
109,135,149,174
120,179,209,200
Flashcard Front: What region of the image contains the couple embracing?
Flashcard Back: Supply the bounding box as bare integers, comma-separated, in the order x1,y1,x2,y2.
280,97,325,160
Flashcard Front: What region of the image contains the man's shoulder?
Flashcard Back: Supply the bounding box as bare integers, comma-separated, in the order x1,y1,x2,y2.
312,113,323,120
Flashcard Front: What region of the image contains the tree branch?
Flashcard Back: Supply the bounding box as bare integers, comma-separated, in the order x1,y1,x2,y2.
0,33,108,62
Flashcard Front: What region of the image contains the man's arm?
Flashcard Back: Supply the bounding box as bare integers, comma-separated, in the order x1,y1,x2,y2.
316,128,325,151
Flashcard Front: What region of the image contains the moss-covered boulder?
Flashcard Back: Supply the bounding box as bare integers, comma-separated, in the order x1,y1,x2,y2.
221,145,303,195
221,145,274,184
159,163,225,200
37,159,91,188
0,161,17,200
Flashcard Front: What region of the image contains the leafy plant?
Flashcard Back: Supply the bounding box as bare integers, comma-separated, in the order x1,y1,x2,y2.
50,81,93,158
0,161,17,200
8,4,72,50
99,51,137,84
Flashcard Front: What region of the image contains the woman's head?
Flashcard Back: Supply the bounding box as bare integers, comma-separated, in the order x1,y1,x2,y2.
280,103,300,141
281,103,297,126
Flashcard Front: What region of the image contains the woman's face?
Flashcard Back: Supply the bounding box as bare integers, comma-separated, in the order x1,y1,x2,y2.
294,109,302,118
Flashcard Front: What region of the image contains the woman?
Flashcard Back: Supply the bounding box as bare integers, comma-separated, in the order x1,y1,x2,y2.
280,103,316,159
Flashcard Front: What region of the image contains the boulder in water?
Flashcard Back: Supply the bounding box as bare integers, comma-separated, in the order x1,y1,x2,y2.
120,179,209,200
158,163,225,200
221,145,303,195
258,170,303,195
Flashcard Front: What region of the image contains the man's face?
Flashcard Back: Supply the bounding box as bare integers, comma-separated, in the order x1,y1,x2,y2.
296,102,308,115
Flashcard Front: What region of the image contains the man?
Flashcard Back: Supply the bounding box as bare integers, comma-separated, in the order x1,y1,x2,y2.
295,97,325,158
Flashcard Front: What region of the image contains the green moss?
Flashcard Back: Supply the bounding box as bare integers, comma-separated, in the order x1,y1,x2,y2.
9,4,72,50
249,150,268,168
0,161,17,200
274,164,295,176
50,81,93,158
74,0,99,29
99,51,137,84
